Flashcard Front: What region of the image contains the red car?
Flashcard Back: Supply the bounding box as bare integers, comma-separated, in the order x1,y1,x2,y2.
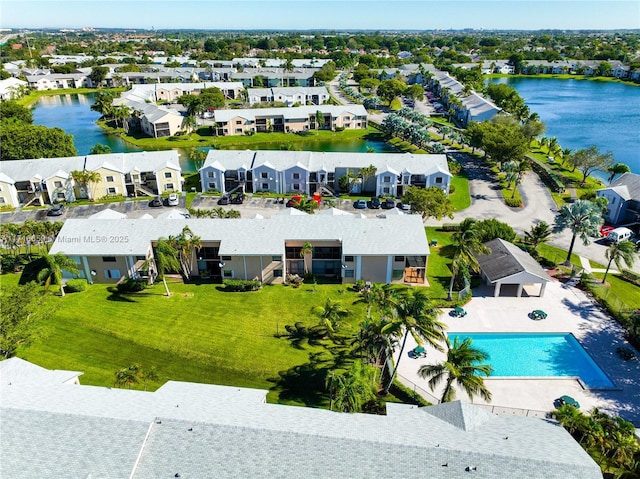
600,226,615,237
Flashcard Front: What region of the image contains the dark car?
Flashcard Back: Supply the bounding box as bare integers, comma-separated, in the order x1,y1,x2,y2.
217,196,230,205
150,196,163,207
368,197,381,209
353,199,367,209
381,198,395,209
230,193,245,204
47,203,65,216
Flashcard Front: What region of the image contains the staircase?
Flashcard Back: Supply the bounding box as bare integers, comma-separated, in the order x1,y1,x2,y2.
135,184,156,197
316,183,338,197
226,184,245,196
22,192,42,207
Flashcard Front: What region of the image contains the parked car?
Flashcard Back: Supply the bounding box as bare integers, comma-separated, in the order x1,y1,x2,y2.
368,197,381,209
47,203,65,216
217,195,230,205
600,225,615,237
230,193,245,204
353,199,367,209
167,193,180,206
397,202,412,211
381,198,395,209
605,227,633,244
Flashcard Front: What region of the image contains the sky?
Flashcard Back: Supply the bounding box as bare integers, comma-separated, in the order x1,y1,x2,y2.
1,0,639,31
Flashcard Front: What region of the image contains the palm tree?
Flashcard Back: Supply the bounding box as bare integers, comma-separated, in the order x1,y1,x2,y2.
327,361,377,413
312,298,350,337
602,240,636,284
154,238,180,296
552,200,603,264
381,288,444,394
524,221,552,251
172,226,201,278
353,316,396,368
448,219,489,300
70,169,101,201
141,366,159,391
417,336,493,403
607,162,631,184
359,164,377,193
300,241,313,275
36,253,79,296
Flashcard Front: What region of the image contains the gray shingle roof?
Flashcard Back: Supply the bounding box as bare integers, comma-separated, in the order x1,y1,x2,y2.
609,173,640,201
474,238,552,283
0,360,602,479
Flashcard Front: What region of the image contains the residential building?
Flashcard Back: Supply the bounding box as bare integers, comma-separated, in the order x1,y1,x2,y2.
247,86,330,106
0,358,603,479
231,67,319,88
25,72,92,90
0,151,182,207
597,173,640,225
212,104,368,136
0,77,28,100
49,214,430,285
199,150,451,198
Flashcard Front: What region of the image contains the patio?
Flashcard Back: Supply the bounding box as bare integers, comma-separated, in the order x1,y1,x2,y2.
395,280,640,426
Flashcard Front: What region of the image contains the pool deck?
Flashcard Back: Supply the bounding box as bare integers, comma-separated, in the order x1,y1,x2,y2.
395,279,640,426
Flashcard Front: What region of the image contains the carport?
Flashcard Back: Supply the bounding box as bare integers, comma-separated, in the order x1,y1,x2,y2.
473,238,552,298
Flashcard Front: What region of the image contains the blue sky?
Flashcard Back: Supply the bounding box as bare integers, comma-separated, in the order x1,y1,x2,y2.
1,1,639,30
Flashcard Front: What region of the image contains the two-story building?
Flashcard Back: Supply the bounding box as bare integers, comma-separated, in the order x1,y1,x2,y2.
199,150,451,198
597,173,640,225
0,151,182,207
247,86,330,106
212,105,368,136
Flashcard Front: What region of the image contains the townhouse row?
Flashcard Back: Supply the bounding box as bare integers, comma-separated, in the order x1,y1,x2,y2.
0,151,182,208
49,214,430,286
199,150,451,197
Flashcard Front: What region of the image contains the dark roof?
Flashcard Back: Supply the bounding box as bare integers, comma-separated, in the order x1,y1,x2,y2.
474,238,551,283
610,173,640,201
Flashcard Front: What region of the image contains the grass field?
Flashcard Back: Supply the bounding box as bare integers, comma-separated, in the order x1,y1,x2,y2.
5,273,368,406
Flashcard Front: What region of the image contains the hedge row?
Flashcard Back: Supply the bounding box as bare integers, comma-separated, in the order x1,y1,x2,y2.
223,279,261,292
527,156,565,193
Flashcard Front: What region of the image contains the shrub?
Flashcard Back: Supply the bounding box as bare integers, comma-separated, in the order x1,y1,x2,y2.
475,218,516,243
65,279,87,293
441,223,460,232
223,279,261,292
447,158,462,175
117,278,147,293
334,126,345,132
579,189,597,200
621,269,640,287
448,184,456,194
353,279,366,292
504,197,523,207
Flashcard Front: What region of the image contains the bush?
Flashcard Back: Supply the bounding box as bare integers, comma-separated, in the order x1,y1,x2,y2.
621,269,640,287
447,158,462,175
117,278,147,293
504,197,522,207
475,218,516,243
441,223,460,232
579,189,597,200
334,126,345,132
223,279,261,292
65,279,87,293
448,184,456,194
353,279,366,292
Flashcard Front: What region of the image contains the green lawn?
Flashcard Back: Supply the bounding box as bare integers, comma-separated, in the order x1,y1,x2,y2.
450,174,471,211
5,273,367,406
589,273,640,310
537,243,581,268
425,227,455,299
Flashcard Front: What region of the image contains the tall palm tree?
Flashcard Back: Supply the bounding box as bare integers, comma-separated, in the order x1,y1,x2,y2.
524,221,552,251
36,253,79,296
154,238,180,296
70,169,101,201
602,240,636,284
312,298,350,337
553,200,603,264
327,361,377,413
606,162,631,184
171,226,201,278
381,288,444,394
300,241,313,275
353,316,396,369
448,218,489,300
418,336,493,403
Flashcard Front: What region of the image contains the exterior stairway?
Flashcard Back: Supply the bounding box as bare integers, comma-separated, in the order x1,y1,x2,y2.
135,184,156,197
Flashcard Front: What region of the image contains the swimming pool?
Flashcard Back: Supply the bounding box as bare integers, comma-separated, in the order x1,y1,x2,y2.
448,332,615,389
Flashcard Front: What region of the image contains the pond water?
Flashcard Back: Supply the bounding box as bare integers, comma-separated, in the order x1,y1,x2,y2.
487,77,640,176
31,93,396,173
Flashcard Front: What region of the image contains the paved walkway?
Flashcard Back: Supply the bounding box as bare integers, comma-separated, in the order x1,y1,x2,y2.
394,281,640,426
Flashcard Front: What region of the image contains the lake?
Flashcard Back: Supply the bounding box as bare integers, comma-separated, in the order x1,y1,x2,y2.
31,93,396,172
488,77,640,176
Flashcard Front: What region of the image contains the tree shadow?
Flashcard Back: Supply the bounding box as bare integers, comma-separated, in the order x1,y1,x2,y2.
106,286,137,303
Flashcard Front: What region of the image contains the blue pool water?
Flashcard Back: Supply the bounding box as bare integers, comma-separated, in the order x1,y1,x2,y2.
448,332,614,389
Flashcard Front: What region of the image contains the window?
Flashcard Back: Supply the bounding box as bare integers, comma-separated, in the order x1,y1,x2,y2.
106,176,114,182
344,269,354,278
435,177,443,184
272,255,281,262
383,187,390,194
221,256,232,261
383,176,391,183
107,187,117,195
164,172,172,179
293,184,300,190
164,183,174,191
293,173,300,180
261,183,269,190
56,192,65,199
102,256,116,262
394,256,405,262
208,182,216,189
136,256,146,261
344,255,354,262
104,269,121,279
273,269,283,277
223,270,233,278
235,120,242,125
54,181,63,188
207,171,215,178
0,198,5,204
392,270,404,280
235,128,243,133
261,172,268,179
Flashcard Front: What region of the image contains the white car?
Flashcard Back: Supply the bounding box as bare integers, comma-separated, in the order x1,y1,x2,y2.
167,193,180,206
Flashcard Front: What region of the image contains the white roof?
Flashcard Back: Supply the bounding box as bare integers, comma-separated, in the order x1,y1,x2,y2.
214,104,368,123
0,151,180,184
88,208,128,220
0,357,82,386
50,215,430,257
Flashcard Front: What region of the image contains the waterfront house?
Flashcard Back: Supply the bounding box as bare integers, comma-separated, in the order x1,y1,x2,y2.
0,77,28,100
199,150,450,197
597,173,640,225
247,86,330,106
